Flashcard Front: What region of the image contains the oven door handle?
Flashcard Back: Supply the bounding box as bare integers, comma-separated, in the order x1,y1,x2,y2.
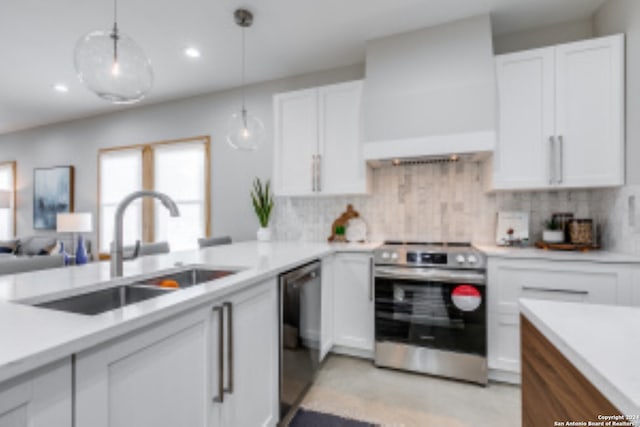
374,268,486,285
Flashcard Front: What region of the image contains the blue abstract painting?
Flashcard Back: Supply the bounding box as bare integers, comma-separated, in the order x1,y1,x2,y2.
33,166,74,230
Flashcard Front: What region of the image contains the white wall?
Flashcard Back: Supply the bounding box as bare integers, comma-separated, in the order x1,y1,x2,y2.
595,0,640,185
0,63,364,247
493,18,594,54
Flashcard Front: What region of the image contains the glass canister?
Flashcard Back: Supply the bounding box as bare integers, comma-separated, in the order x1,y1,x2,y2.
568,219,593,245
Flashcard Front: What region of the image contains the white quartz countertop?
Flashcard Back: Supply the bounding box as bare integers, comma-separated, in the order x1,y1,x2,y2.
475,244,640,264
520,299,640,415
0,241,339,384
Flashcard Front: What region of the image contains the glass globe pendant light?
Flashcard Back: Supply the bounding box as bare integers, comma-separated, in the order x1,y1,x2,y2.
74,0,153,104
226,9,265,151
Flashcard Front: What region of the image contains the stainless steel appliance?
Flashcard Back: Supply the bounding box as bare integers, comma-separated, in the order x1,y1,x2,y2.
374,242,488,384
279,260,322,421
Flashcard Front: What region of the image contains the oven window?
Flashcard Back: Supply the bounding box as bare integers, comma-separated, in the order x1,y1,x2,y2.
375,278,486,356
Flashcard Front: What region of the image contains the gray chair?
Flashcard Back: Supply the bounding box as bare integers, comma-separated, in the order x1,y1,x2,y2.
0,254,66,276
198,236,232,249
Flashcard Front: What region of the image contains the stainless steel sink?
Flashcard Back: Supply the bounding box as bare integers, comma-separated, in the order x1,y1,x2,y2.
33,266,238,316
36,285,176,315
131,267,236,289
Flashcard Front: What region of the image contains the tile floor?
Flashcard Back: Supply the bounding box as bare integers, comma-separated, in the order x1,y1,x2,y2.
299,355,521,427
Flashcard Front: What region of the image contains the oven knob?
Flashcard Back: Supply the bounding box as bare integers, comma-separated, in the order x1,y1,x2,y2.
456,255,466,264
391,253,399,260
467,255,478,265
381,252,390,259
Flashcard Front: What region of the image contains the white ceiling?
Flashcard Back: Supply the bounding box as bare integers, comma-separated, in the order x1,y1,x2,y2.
0,0,606,135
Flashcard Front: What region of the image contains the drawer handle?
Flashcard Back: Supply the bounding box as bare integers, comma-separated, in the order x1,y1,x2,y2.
212,305,224,403
522,286,588,296
223,301,234,395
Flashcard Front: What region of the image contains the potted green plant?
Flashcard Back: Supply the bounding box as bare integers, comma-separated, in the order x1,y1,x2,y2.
251,178,274,242
542,217,564,243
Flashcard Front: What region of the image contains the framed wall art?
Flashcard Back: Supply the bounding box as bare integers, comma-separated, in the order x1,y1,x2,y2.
33,166,74,230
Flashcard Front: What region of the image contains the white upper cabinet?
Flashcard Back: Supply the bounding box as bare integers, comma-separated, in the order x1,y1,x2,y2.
494,47,555,189
493,35,624,190
273,80,370,196
273,88,318,196
555,36,625,188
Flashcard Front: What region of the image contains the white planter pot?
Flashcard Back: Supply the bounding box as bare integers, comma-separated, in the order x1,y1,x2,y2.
257,227,272,242
542,230,565,243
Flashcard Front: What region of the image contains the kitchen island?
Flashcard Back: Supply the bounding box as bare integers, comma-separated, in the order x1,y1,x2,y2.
0,241,381,427
520,299,640,426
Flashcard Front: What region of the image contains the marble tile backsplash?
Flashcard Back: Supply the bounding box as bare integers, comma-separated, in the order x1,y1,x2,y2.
272,162,614,249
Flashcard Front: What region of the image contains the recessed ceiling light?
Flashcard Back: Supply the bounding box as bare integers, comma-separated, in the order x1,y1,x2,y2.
184,47,201,59
53,84,69,93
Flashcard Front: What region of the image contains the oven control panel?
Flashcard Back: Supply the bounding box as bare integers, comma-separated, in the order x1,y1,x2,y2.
374,244,486,270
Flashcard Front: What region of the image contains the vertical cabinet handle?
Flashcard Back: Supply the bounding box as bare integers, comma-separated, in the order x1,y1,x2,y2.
311,155,317,192
557,135,564,184
369,257,374,301
549,136,555,185
212,306,224,403
317,154,322,192
223,302,234,395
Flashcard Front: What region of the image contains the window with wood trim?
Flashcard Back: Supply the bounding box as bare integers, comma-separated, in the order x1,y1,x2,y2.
98,136,211,255
0,162,16,240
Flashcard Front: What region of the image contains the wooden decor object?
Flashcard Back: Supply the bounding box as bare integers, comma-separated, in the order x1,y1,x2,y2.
521,316,621,427
328,204,360,242
535,241,600,252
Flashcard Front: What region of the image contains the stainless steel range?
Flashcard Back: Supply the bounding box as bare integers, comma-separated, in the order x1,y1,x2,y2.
373,242,488,385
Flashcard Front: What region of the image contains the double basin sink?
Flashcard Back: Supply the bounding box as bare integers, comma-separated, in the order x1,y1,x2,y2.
35,267,237,315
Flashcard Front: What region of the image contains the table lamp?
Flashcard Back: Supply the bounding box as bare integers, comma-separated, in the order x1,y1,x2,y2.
57,213,93,265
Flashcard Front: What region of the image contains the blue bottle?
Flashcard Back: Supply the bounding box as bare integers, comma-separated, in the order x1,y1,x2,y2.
59,241,70,266
76,235,89,265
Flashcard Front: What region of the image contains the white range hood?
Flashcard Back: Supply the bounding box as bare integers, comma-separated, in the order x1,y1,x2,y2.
362,14,497,162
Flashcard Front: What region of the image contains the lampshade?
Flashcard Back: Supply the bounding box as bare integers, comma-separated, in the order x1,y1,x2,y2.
74,29,153,104
226,109,265,151
0,190,10,209
226,9,264,151
57,213,93,233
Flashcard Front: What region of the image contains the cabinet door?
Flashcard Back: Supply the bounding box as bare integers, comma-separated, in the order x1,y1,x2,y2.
273,89,318,196
318,81,369,195
321,255,334,361
488,258,624,377
555,34,624,188
332,253,374,354
0,360,71,427
494,48,555,190
76,308,211,427
219,280,278,427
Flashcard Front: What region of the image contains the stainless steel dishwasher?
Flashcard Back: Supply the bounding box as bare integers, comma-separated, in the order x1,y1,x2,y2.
279,260,322,421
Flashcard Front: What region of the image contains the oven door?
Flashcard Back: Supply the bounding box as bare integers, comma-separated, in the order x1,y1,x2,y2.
374,267,486,357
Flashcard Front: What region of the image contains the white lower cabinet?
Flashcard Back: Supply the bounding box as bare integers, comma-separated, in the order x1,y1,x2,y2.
0,359,71,427
75,279,278,427
488,257,633,381
213,280,279,427
75,308,211,427
332,253,374,356
320,255,335,361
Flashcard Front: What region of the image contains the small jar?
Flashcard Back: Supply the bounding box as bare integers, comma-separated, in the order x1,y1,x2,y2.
569,219,593,245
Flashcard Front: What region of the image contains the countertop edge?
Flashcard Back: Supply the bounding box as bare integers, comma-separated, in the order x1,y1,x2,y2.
475,244,640,264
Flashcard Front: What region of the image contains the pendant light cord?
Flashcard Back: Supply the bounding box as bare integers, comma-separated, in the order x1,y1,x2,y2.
241,24,247,127
241,25,246,113
111,0,119,62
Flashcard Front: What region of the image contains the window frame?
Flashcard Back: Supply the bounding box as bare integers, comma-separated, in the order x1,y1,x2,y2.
0,161,17,239
97,136,211,258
